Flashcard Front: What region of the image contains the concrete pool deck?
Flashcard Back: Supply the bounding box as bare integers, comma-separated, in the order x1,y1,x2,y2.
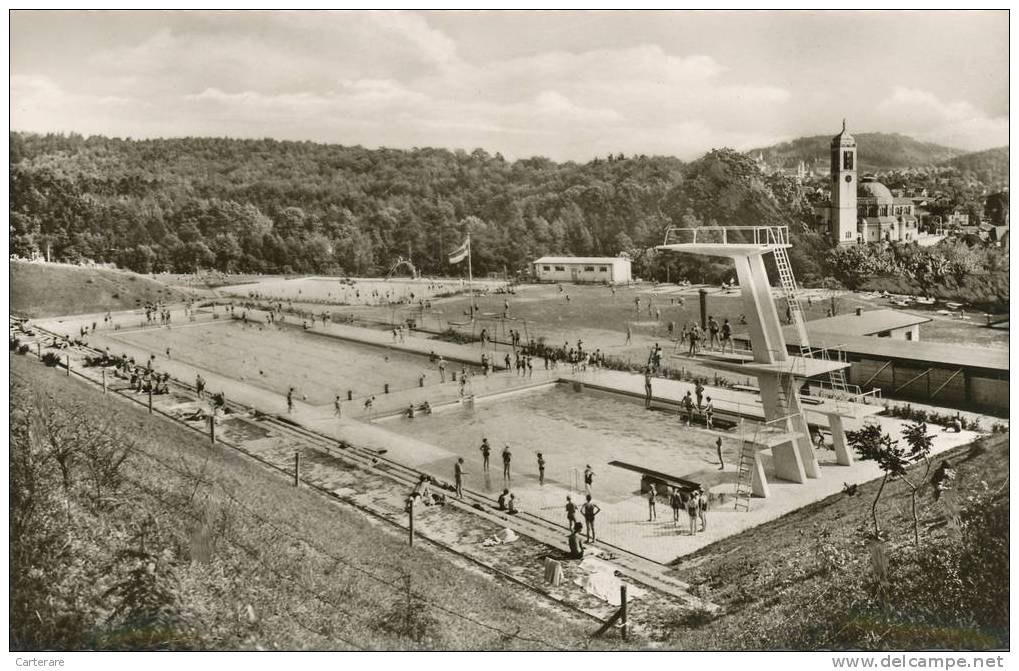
33,309,984,563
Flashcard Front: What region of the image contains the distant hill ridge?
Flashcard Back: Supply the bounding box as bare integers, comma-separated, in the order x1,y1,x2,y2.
748,132,973,172
937,146,1009,189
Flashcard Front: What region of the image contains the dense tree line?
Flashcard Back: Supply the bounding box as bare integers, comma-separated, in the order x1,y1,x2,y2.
10,132,817,282
826,241,1009,310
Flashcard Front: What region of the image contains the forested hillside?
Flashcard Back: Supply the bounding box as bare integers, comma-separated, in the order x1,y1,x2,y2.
939,146,1009,190
9,132,820,282
749,133,965,172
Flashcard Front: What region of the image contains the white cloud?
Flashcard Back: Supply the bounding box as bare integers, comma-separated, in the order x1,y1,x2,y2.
7,14,825,159
877,86,1007,150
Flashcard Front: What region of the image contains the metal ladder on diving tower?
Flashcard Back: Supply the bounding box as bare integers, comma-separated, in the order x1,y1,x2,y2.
732,373,801,512
733,439,755,512
767,228,849,397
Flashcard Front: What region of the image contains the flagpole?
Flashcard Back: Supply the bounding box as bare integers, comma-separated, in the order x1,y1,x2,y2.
466,233,474,322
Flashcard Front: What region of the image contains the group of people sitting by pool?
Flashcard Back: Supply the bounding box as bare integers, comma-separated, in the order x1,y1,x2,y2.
131,370,171,395
410,474,447,507
95,350,173,396
496,489,520,515
404,401,432,418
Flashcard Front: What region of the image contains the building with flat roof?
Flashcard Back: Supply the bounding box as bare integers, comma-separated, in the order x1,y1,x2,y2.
732,309,1006,411
532,256,632,284
804,308,930,341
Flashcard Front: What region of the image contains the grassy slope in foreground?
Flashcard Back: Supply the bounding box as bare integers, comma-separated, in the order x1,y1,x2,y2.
10,261,192,318
668,431,1008,650
10,354,611,650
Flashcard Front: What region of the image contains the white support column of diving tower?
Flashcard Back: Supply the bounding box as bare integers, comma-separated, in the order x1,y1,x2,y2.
656,226,828,486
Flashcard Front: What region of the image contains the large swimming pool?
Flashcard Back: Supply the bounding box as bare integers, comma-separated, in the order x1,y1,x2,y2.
380,382,736,502
108,320,479,405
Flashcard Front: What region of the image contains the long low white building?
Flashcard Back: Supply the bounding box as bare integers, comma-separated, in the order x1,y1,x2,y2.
532,256,632,284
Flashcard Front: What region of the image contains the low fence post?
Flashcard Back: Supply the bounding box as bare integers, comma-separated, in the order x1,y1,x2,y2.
620,585,628,640
66,354,70,376
408,497,415,547
209,415,216,444
293,451,301,487
102,368,107,394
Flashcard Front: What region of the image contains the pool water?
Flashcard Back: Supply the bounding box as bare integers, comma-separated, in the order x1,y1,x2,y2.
383,383,733,503
109,320,478,404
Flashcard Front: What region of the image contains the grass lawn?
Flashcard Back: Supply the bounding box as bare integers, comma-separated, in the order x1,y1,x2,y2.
10,354,611,650
11,261,194,318
368,282,1009,361
664,430,1008,649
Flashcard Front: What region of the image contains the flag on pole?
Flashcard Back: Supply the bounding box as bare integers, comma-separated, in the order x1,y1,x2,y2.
448,238,470,264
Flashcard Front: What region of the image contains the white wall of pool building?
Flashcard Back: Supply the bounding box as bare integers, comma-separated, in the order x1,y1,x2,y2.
532,255,632,284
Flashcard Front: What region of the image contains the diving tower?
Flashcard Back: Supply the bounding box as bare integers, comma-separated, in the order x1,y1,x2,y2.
657,226,881,506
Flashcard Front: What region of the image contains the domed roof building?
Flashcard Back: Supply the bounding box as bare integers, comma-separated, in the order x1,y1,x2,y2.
812,121,920,244
856,175,919,243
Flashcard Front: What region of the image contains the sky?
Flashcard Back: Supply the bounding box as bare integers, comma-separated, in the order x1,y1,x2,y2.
9,10,1010,161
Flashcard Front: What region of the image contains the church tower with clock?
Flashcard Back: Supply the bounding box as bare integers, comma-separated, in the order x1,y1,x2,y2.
830,120,858,243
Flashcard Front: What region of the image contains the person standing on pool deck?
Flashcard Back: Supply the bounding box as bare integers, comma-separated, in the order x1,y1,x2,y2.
537,452,546,485
581,495,601,542
721,318,734,353
647,483,658,521
454,458,467,499
704,397,714,430
716,435,724,469
287,387,295,414
334,395,342,418
670,487,682,524
695,381,705,409
686,490,700,535
502,444,512,481
583,465,594,495
625,324,632,345
681,391,695,426
565,495,578,530
480,438,491,472
698,488,709,532
644,367,653,409
438,356,447,383
707,315,720,350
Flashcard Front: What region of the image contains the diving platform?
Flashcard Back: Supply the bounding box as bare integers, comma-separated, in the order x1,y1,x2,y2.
656,225,791,258
674,351,849,379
